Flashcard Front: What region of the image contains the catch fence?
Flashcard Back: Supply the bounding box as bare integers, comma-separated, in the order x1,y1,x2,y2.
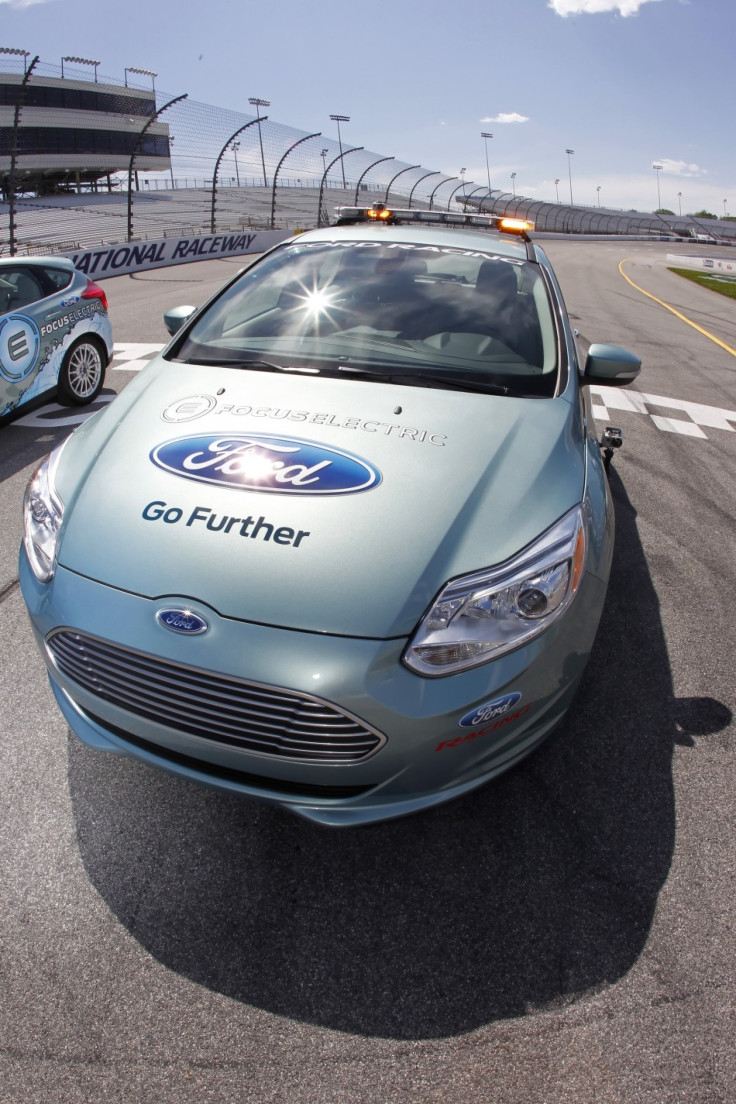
2,57,735,255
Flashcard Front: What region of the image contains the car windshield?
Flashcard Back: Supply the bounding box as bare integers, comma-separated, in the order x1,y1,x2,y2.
172,239,561,397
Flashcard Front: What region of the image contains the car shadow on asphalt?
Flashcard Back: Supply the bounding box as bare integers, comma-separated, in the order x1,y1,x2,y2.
0,391,117,483
67,465,732,1040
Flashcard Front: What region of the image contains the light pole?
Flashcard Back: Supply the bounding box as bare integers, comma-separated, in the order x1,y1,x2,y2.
330,114,350,188
677,191,682,216
724,198,728,218
232,141,240,187
555,178,560,203
566,149,574,205
511,172,516,197
460,167,466,196
653,162,663,211
320,148,329,174
169,135,175,188
481,132,493,194
61,55,99,81
596,185,601,207
249,97,270,187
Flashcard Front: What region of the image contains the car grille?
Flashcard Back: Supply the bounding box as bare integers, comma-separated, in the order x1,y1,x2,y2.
46,629,385,764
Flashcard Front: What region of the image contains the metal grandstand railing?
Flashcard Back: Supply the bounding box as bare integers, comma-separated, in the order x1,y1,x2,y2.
458,189,736,242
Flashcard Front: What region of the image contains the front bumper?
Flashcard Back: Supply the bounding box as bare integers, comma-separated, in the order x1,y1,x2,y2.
20,551,607,826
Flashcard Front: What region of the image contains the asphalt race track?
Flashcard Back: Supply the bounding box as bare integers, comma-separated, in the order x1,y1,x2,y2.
1,242,734,1103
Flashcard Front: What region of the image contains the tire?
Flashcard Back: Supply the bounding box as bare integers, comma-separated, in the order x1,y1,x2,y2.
57,337,105,406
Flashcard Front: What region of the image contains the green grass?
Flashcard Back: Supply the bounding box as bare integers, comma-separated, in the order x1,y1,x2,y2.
668,267,736,301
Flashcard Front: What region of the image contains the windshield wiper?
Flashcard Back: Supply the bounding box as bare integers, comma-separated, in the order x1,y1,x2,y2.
183,356,319,374
336,364,509,395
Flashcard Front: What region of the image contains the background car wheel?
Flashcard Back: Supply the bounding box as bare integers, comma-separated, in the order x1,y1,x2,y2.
57,338,105,406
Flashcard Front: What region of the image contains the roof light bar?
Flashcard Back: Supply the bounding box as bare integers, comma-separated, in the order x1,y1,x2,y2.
334,205,534,236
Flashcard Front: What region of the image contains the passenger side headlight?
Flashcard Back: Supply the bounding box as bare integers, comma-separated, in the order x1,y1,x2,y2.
403,506,587,677
23,442,66,583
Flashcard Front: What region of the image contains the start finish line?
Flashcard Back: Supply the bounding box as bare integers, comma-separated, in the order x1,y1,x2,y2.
63,228,291,279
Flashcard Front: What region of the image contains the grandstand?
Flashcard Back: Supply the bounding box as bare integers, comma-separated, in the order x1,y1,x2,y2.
2,54,735,255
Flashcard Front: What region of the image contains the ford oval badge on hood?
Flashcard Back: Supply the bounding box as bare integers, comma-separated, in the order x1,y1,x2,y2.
150,434,382,495
156,608,209,635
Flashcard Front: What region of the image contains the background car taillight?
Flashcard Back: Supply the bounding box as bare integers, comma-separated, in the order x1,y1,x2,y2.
81,279,108,311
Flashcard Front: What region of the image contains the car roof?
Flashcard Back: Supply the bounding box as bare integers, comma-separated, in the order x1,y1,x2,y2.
0,255,76,271
292,222,532,262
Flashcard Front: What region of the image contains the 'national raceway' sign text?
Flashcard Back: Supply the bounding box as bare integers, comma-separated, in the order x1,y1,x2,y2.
63,229,291,279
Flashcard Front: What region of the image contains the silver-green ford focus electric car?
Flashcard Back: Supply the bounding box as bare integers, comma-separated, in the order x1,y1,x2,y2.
20,208,640,826
1,256,112,422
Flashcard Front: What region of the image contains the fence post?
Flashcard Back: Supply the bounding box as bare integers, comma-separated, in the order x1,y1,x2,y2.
7,55,39,257
127,93,187,241
210,116,265,233
270,133,321,229
353,157,395,205
445,181,471,211
383,165,420,205
428,176,456,210
317,146,363,227
408,170,441,209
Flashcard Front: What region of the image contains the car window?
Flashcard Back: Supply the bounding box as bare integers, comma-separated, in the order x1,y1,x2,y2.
0,267,46,313
41,266,74,292
174,240,559,397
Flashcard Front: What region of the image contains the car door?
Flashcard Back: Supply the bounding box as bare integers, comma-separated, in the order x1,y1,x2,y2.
0,264,47,419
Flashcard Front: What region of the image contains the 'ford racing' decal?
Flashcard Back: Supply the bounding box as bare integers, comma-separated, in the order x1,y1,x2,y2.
459,693,523,729
150,434,382,495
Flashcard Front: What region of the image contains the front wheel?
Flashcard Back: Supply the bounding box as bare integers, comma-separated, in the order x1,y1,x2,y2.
58,338,105,405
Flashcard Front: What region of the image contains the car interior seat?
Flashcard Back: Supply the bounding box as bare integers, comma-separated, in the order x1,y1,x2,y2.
6,270,45,311
475,260,543,365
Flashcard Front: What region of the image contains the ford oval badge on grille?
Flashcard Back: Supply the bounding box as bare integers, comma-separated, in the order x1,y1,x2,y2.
459,692,522,728
150,434,381,495
156,608,209,635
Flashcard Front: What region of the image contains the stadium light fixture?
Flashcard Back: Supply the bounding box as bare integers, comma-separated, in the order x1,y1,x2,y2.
554,178,560,203
330,114,350,188
125,67,157,91
249,98,270,187
0,47,30,71
511,171,517,197
61,55,99,81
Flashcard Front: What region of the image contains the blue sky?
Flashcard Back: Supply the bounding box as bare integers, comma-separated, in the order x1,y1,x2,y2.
2,0,734,215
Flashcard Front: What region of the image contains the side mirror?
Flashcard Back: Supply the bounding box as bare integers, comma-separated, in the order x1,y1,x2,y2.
583,343,641,387
163,305,197,336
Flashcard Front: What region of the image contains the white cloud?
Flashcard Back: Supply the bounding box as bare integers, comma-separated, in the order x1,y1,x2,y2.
549,0,660,15
480,113,530,124
0,0,54,7
654,158,704,177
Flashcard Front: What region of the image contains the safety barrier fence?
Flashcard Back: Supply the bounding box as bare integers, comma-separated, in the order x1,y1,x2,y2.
2,58,735,255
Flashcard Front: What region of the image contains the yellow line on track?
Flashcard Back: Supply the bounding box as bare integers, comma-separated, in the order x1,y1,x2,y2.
618,259,736,358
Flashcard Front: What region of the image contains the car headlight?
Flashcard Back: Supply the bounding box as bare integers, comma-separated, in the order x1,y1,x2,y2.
23,442,67,583
403,505,587,677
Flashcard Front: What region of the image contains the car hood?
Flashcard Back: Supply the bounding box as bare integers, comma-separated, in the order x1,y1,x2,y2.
55,362,585,638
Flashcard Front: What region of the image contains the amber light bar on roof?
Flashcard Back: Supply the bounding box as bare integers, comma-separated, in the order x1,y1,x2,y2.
334,205,535,235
